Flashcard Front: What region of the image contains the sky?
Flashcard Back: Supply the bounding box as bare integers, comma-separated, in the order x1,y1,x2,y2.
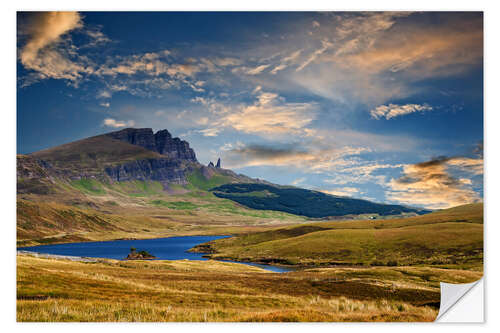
16,11,483,209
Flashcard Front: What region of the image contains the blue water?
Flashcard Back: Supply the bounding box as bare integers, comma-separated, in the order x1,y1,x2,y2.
18,235,293,273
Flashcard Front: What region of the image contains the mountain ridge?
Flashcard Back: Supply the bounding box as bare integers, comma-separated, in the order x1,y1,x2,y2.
18,127,429,218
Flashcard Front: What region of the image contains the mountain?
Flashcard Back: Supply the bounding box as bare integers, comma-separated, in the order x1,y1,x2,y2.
17,127,430,246
18,128,251,193
18,128,428,217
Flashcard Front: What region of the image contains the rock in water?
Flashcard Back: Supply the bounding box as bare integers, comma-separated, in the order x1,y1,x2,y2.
126,248,156,260
216,158,221,168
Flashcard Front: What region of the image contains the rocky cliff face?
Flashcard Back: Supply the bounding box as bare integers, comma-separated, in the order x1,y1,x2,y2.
105,128,197,162
104,158,187,184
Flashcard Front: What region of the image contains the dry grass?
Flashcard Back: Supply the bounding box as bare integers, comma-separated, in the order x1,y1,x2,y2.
201,203,483,268
17,255,442,322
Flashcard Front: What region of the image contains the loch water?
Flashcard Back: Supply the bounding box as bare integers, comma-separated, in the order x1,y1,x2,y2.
18,235,293,273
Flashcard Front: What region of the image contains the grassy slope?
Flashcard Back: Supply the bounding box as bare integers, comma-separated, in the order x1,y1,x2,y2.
18,136,310,246
195,203,483,268
16,254,465,322
187,168,235,191
17,174,306,246
211,183,429,218
30,135,162,172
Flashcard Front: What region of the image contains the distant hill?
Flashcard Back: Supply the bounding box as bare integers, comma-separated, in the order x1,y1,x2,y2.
211,183,430,218
192,203,483,267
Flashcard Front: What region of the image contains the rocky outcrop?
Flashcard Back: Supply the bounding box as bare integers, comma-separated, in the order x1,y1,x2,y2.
104,158,187,184
216,158,221,168
208,161,214,167
126,248,156,260
105,128,197,162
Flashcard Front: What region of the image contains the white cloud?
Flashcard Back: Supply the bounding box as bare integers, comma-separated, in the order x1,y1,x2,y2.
246,64,271,75
198,128,221,137
296,39,332,72
291,177,306,186
97,90,111,99
219,143,234,151
102,118,135,128
221,91,316,136
320,187,359,197
370,103,433,120
270,50,303,74
100,102,110,108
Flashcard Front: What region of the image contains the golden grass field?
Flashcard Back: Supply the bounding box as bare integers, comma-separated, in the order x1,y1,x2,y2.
17,254,483,322
197,203,483,269
16,186,483,322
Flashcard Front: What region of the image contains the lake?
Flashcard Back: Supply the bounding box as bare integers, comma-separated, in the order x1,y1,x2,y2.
18,235,293,273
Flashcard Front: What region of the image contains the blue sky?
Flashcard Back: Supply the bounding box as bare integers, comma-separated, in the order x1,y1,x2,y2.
17,11,483,209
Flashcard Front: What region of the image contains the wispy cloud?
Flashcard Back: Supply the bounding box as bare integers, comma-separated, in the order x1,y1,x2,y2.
246,64,271,75
320,187,359,197
102,118,135,128
296,39,332,72
198,128,221,137
223,143,368,171
270,49,302,74
291,177,306,186
370,103,433,120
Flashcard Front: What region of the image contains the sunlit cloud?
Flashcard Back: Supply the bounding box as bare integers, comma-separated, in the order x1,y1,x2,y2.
192,90,317,138
387,156,482,209
246,64,271,75
102,118,135,128
221,91,316,136
296,39,332,72
198,128,221,137
18,12,91,86
370,103,433,120
270,49,302,74
447,157,483,175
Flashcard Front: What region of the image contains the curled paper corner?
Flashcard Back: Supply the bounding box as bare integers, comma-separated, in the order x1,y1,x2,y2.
435,277,484,322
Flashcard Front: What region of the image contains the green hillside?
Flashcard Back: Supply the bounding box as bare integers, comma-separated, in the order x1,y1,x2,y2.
192,203,484,268
211,183,430,218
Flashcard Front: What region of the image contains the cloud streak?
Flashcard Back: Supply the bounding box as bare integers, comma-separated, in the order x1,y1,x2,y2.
370,103,433,120
224,143,368,171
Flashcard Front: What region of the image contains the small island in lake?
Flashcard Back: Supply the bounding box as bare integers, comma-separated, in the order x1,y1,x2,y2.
125,247,157,260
